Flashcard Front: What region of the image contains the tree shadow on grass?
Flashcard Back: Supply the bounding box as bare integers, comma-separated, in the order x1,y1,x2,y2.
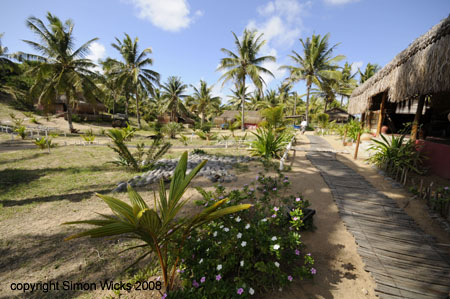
0,231,152,299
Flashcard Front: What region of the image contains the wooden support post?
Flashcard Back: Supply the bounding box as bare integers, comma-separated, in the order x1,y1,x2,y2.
411,95,425,142
376,92,387,136
353,113,366,159
342,127,348,145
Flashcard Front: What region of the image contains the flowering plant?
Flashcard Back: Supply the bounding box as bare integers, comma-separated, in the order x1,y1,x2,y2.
174,173,315,298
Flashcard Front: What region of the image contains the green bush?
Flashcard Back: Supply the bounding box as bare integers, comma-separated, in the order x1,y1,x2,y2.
196,130,218,141
176,174,315,298
367,134,423,174
106,128,171,172
249,128,292,160
64,152,251,293
34,137,57,150
164,122,183,139
180,134,189,146
15,125,26,139
81,128,95,142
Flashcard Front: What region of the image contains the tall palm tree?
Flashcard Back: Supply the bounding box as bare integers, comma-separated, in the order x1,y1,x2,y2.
227,82,251,111
282,33,344,125
358,62,380,84
16,12,100,132
337,62,357,107
108,34,160,129
217,29,275,131
161,76,189,122
257,89,279,109
187,80,220,126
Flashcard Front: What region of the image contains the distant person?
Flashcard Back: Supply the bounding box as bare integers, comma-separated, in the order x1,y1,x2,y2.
300,120,307,134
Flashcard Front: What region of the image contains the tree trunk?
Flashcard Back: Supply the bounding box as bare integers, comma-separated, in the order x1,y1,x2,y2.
65,92,74,132
292,92,297,116
376,92,387,136
324,99,328,113
411,95,425,142
125,94,129,119
340,95,344,107
201,112,205,127
305,83,311,126
113,92,117,115
241,76,246,131
135,87,141,129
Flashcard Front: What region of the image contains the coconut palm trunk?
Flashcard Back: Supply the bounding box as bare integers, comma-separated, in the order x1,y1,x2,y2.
305,83,311,125
241,76,245,131
136,86,142,129
65,92,75,132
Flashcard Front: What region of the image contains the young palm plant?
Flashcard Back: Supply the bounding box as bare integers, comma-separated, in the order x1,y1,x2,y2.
249,127,291,159
64,152,252,293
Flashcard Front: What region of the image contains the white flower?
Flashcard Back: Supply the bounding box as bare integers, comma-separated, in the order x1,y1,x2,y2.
240,260,244,267
261,218,267,222
237,232,242,239
235,216,241,222
274,261,280,267
249,288,255,295
271,236,277,241
217,264,222,271
213,231,217,237
241,241,247,247
273,244,280,250
279,287,283,292
245,223,250,229
224,227,229,232
199,258,203,264
220,225,224,229
206,248,209,252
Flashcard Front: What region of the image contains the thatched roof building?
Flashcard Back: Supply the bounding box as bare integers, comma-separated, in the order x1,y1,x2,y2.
214,110,263,126
348,15,450,114
325,107,353,123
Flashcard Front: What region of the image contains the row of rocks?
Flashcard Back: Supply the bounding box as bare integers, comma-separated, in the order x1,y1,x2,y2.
113,154,255,192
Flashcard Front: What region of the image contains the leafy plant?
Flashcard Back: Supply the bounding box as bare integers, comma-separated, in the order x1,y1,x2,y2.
345,119,368,142
316,113,329,129
176,174,315,298
30,117,39,124
180,134,189,146
123,123,137,140
81,129,95,143
367,133,423,174
34,137,56,150
107,128,171,171
15,125,27,139
192,149,207,155
164,122,183,139
63,152,252,293
10,113,23,127
196,130,218,141
249,127,291,159
260,105,287,131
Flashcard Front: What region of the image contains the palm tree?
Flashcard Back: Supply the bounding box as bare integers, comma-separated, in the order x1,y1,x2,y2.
188,80,221,126
227,82,251,111
0,33,16,71
161,76,189,122
358,63,380,84
217,29,275,131
16,12,100,132
108,34,160,129
282,33,344,125
337,62,357,107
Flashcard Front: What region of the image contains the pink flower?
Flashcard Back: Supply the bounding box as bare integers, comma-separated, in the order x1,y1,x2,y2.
216,274,222,281
293,217,299,221
273,187,277,191
200,276,206,283
307,253,311,256
311,268,317,275
193,280,199,288
237,288,244,295
161,293,167,299
273,207,279,212
295,197,301,202
271,214,276,218
295,249,300,255
288,275,293,282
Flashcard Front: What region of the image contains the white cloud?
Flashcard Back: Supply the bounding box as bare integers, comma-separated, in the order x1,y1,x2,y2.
86,41,106,73
351,61,363,75
127,0,201,32
324,0,359,5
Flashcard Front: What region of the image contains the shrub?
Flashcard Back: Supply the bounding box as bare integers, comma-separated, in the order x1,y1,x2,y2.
192,149,207,155
106,128,171,172
180,134,189,146
34,137,56,150
164,122,183,139
345,119,368,142
367,133,424,174
64,152,251,293
15,125,26,139
175,174,315,298
81,129,95,143
316,113,329,129
196,131,218,141
249,127,292,160
261,105,287,131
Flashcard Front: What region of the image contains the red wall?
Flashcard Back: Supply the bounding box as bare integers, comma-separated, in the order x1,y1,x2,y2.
416,140,450,179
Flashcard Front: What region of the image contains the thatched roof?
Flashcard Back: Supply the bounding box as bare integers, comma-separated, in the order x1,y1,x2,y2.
348,15,450,114
214,110,263,125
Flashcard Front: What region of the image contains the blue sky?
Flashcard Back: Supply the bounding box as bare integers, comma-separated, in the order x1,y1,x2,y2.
1,0,449,103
